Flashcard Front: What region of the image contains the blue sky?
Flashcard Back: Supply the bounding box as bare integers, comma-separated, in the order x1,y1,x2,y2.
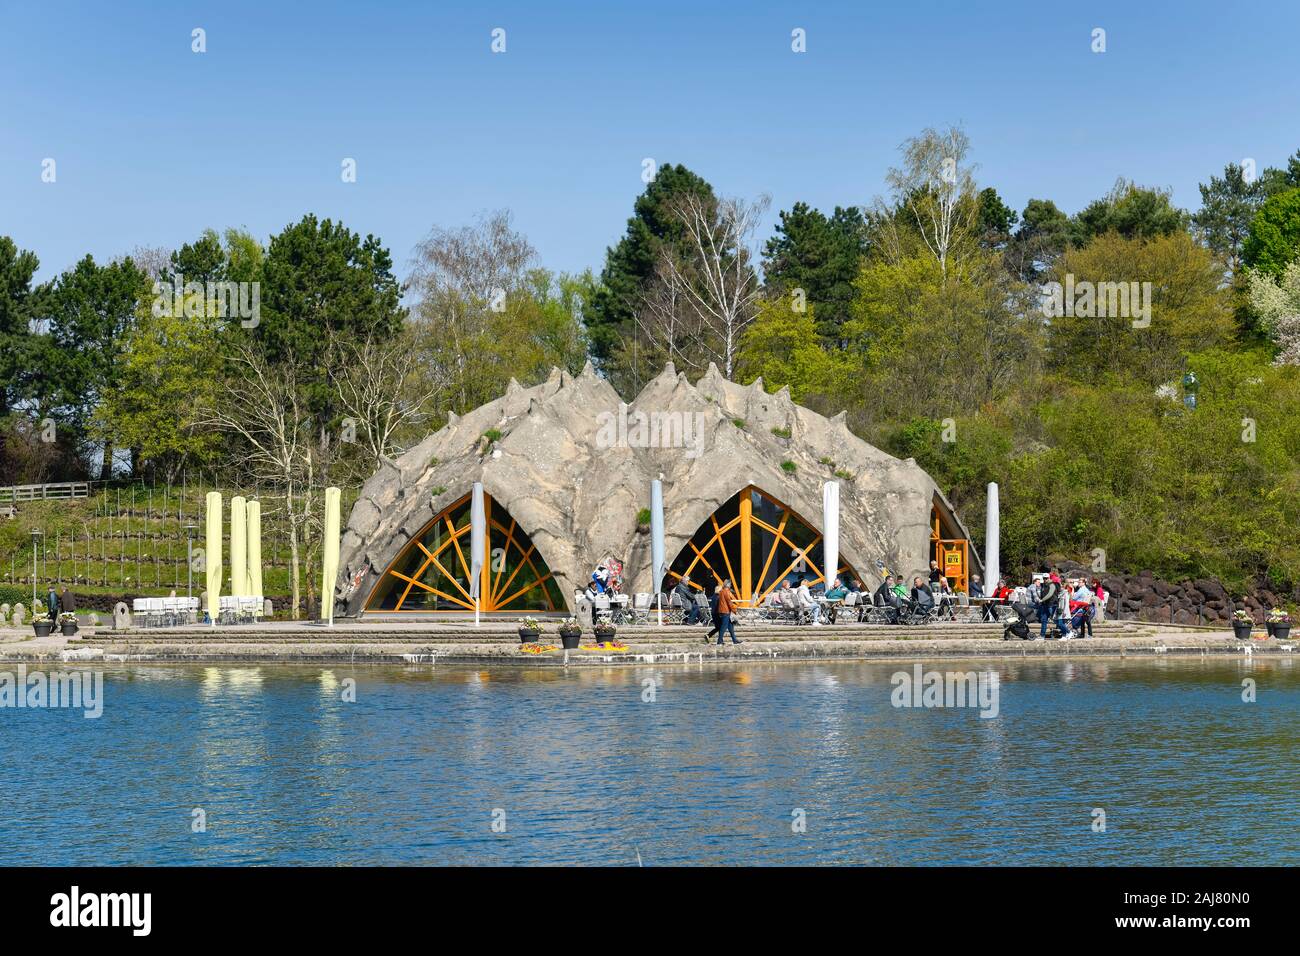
2,0,1298,283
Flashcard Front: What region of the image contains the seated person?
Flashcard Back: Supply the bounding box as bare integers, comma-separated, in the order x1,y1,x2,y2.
795,577,824,625
824,578,848,602
911,576,935,610
674,576,700,624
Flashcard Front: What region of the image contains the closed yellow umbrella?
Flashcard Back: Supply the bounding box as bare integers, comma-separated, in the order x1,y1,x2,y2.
321,487,341,626
205,492,222,625
247,500,263,607
230,496,247,598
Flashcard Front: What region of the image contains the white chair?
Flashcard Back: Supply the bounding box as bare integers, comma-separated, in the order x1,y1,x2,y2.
631,592,651,624
131,598,149,627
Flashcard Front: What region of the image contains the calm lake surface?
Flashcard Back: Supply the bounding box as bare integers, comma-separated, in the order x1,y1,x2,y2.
2,658,1297,866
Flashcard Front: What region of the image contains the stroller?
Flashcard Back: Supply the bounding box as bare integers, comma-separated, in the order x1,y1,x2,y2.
1068,602,1095,637
1002,600,1071,641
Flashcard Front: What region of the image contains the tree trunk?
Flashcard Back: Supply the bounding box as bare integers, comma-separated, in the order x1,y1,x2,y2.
289,523,301,620
100,441,114,481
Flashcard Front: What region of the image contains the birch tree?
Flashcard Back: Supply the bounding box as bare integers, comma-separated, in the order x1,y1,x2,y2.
644,192,769,378
881,126,979,280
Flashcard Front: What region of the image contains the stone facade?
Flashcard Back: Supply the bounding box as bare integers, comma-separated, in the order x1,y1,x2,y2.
335,362,974,616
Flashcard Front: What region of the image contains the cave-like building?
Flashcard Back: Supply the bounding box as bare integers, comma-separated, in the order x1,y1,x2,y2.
334,363,976,617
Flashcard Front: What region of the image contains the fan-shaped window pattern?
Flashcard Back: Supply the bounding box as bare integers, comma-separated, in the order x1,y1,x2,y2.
365,492,566,612
666,486,857,605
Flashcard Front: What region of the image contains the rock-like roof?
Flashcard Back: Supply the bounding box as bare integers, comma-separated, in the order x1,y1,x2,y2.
336,362,969,615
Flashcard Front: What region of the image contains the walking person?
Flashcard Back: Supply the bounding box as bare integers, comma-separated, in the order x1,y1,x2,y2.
713,578,741,645
46,584,59,622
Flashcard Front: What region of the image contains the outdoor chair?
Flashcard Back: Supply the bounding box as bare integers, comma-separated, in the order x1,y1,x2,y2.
831,591,860,623
631,592,652,624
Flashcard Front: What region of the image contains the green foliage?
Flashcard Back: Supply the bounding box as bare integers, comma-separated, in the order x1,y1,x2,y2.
588,163,716,386
1242,188,1300,279
0,236,41,418
636,507,652,526
771,426,791,438
731,418,745,429
735,298,854,406
1048,231,1235,386
1070,179,1188,245
780,460,797,473
481,428,503,443
762,202,869,340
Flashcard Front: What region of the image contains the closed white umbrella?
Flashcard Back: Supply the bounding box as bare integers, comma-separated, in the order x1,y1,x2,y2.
985,483,1000,591
230,496,247,598
469,482,486,627
822,481,840,590
205,492,222,626
321,487,342,626
247,500,263,606
651,479,665,625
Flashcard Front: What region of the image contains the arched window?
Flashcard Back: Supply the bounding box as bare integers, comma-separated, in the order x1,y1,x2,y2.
365,492,566,613
666,486,857,605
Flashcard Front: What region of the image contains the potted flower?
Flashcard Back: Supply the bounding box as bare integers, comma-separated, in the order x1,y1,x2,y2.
31,600,52,638
557,616,582,649
1231,609,1254,641
58,612,79,636
593,620,617,644
1266,607,1291,641
517,617,543,643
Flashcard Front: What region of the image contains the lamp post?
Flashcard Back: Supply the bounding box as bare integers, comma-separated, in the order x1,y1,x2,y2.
30,529,42,608
1182,371,1198,411
184,524,197,600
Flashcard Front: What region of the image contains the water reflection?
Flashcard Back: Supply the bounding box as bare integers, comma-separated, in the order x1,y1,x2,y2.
0,659,1296,865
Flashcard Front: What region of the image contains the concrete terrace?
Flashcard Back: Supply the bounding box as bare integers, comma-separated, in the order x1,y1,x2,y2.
1,619,1294,666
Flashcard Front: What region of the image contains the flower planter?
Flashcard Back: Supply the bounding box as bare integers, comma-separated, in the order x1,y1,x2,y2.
60,621,79,636
558,628,582,649
1266,622,1276,638
518,628,541,643
593,627,617,644
32,621,52,637
1232,621,1253,640
1273,624,1291,641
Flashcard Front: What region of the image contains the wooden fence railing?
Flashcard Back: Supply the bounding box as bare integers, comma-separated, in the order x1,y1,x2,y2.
0,482,91,503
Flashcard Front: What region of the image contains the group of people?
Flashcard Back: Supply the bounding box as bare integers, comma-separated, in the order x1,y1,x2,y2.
983,570,1108,640
667,560,1110,638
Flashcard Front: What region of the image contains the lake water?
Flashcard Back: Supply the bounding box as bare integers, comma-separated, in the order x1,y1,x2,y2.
2,658,1297,865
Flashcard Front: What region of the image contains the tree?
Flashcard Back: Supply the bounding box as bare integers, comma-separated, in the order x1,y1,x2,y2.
1047,231,1235,385
1194,162,1269,273
880,126,980,279
1071,179,1187,246
761,202,869,341
640,191,769,378
1242,187,1300,279
976,187,1018,249
734,297,853,405
408,211,589,413
1006,198,1071,283
259,215,405,433
39,255,150,478
93,296,222,483
0,236,41,418
587,164,717,391
1247,262,1300,365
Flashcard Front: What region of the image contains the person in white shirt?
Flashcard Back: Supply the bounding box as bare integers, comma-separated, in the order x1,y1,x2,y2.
795,578,823,625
